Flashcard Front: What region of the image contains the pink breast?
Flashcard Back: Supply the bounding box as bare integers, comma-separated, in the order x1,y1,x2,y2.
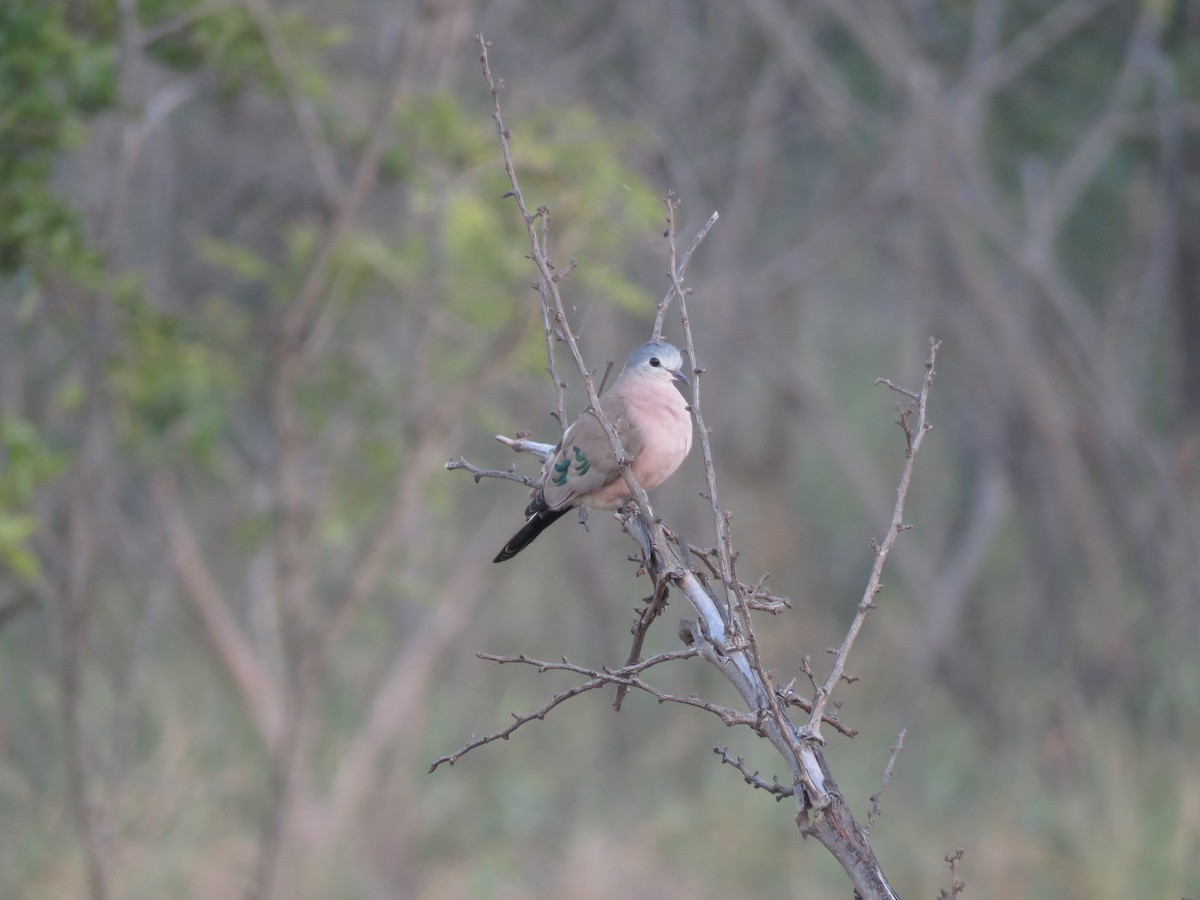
627,388,692,490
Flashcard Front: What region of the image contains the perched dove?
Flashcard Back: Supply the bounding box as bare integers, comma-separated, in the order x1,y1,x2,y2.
494,340,693,563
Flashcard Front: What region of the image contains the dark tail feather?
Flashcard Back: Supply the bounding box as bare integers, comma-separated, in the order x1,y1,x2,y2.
493,505,572,563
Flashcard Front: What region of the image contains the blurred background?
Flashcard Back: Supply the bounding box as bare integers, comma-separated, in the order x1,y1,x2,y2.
2,0,1199,897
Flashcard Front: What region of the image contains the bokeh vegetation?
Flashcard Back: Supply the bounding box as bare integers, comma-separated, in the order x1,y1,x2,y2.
2,1,1199,898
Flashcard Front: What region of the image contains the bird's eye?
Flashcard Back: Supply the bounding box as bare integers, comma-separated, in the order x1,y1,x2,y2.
649,357,661,367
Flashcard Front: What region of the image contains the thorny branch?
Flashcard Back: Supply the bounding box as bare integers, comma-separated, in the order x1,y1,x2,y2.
652,207,720,341
775,680,857,738
664,194,800,786
428,647,728,772
805,339,939,741
714,747,795,800
866,728,906,834
536,211,573,432
688,545,791,613
664,194,736,607
938,849,967,900
444,456,536,488
612,577,670,711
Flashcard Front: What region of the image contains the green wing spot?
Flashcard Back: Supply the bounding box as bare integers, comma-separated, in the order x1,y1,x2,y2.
572,446,590,476
551,455,570,486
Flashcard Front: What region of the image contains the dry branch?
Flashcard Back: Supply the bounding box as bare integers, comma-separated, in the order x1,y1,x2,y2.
714,747,795,800
866,729,906,834
805,340,938,739
938,848,967,899
429,648,709,771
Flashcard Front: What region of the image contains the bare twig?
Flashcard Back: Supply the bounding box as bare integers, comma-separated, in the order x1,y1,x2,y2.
805,339,938,740
667,196,799,777
596,359,615,396
775,682,857,738
665,195,735,603
478,648,701,677
613,579,671,711
714,747,795,800
652,206,720,341
536,214,571,432
478,40,620,462
875,378,920,401
865,728,906,834
937,848,967,899
431,673,607,772
494,434,555,461
688,546,792,612
429,647,733,772
445,456,537,488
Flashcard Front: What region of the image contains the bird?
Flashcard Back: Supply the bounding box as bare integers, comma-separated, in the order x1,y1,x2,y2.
494,340,693,563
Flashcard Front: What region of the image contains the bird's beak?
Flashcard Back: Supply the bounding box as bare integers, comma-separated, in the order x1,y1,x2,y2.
670,367,690,386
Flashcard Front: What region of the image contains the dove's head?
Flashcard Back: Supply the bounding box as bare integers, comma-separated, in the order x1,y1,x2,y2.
623,340,689,387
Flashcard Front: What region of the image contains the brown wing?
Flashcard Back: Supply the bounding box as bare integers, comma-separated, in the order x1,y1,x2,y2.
539,392,645,511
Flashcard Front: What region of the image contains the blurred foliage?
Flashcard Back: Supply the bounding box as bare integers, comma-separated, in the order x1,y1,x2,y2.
0,0,113,585
0,417,68,581
108,288,245,467
0,1,114,276
142,2,279,96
